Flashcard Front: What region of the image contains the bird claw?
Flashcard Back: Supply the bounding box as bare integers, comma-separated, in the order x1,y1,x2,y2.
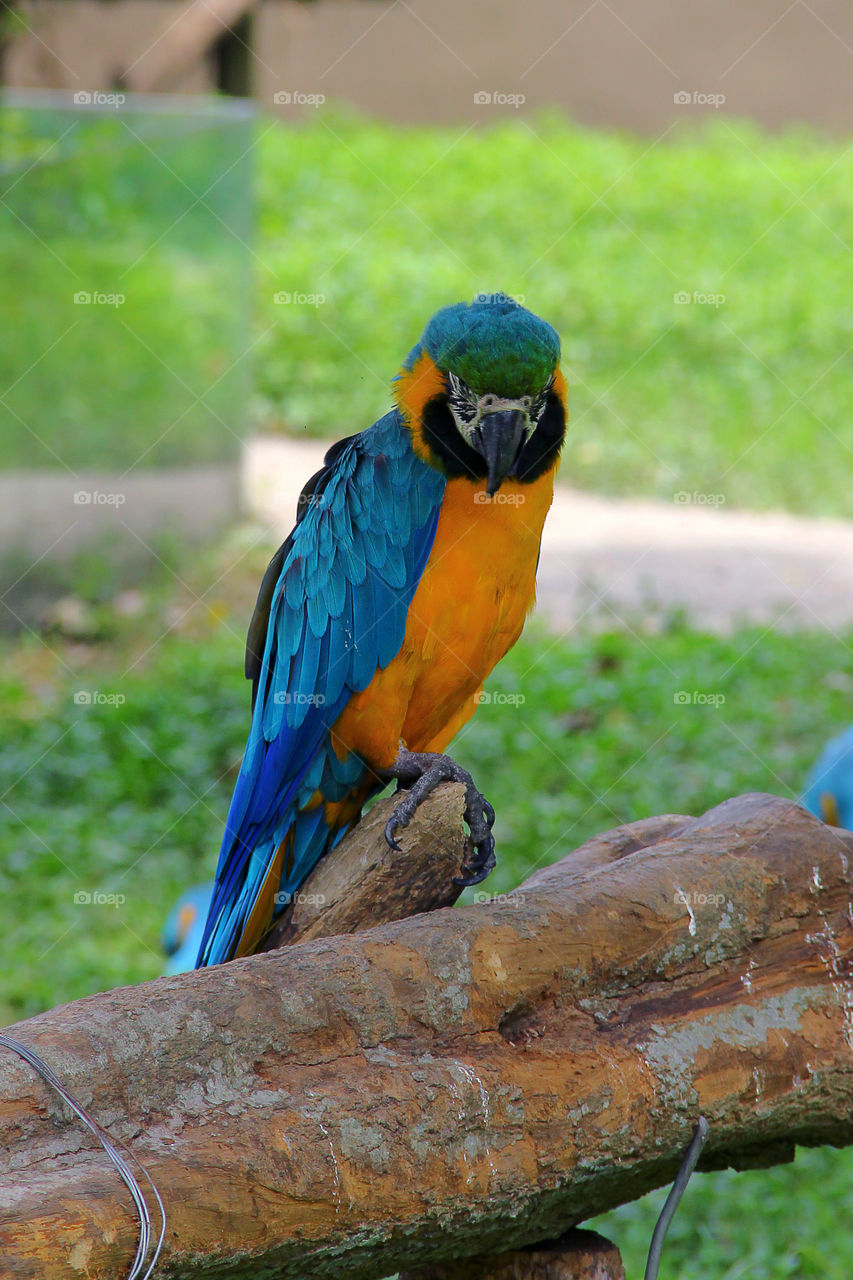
452,835,496,887
382,749,497,888
383,816,404,853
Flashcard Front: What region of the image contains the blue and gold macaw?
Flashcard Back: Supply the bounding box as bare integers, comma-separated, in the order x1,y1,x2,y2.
803,725,853,830
196,294,567,966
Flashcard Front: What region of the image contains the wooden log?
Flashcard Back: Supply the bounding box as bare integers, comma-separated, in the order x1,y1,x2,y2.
400,1228,625,1279
1,792,852,1279
262,784,690,950
261,781,470,948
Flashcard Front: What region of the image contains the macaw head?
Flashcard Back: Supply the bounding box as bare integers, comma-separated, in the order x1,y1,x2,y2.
394,293,567,495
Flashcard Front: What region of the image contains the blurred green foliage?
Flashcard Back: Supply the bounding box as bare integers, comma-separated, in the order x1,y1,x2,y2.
253,110,853,515
0,100,253,467
5,105,852,512
591,1142,853,1280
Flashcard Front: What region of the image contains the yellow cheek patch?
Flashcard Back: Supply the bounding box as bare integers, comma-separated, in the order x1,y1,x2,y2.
552,365,569,417
393,350,446,464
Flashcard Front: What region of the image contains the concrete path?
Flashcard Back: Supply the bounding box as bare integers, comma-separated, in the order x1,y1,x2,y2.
244,437,853,634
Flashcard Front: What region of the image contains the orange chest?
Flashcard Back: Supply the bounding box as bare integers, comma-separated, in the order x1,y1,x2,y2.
330,464,558,767
403,466,557,673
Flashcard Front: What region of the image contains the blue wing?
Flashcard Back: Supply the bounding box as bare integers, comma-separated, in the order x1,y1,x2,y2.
196,411,445,965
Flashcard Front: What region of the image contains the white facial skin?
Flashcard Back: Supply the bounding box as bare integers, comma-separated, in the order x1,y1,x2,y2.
445,370,551,446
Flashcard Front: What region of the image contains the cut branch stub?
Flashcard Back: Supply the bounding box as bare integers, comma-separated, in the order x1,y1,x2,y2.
262,781,470,948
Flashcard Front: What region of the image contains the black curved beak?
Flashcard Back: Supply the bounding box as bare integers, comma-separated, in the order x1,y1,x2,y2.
472,409,528,496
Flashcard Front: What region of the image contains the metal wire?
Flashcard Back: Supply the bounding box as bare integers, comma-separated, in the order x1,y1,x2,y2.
644,1116,709,1280
0,1033,166,1279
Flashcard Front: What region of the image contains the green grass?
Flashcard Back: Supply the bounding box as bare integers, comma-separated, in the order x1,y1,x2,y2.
2,558,852,1276
591,1143,853,1280
253,110,853,516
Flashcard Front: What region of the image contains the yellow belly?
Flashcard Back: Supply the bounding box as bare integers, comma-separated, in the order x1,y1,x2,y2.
331,465,557,769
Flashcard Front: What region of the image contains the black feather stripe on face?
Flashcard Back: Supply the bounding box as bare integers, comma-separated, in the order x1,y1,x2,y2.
514,391,566,483
419,389,566,485
421,395,488,481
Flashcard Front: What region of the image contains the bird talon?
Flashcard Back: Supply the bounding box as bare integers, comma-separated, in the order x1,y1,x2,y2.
453,832,496,887
384,817,404,853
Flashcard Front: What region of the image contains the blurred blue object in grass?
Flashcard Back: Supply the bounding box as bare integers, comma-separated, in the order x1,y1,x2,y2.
803,726,853,831
161,885,213,975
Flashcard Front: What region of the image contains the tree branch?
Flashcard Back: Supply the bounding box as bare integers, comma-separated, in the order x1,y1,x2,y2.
1,792,852,1279
261,781,470,948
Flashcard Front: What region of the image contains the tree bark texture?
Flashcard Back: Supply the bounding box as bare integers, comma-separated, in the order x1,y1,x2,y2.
0,791,851,1278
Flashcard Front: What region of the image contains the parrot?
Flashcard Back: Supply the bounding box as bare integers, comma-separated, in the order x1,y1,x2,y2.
195,293,568,966
161,884,213,975
803,725,853,830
